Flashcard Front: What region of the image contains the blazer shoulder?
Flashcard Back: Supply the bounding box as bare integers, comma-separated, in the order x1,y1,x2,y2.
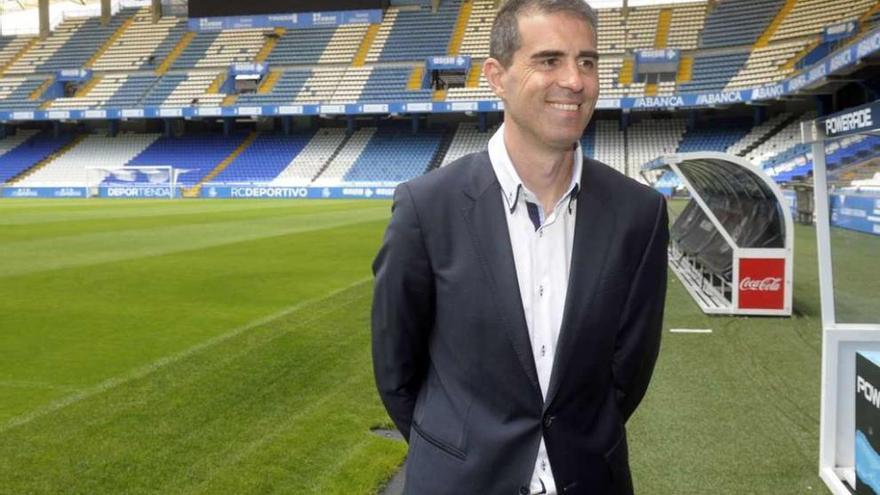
399,151,490,204
585,157,664,207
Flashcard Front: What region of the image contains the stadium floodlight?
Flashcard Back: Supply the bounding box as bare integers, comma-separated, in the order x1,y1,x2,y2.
805,100,880,495
85,165,177,199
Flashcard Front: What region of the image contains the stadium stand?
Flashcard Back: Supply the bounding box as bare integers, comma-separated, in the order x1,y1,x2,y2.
768,0,877,43
4,11,130,75
271,128,349,185
598,7,626,55
0,76,49,111
0,131,77,182
140,71,223,107
342,128,443,183
626,118,687,176
666,2,707,49
265,27,336,66
312,127,376,185
698,0,784,49
593,120,626,174
0,35,36,72
0,0,876,192
48,73,157,109
266,23,369,65
726,112,794,156
123,133,250,187
746,111,816,166
356,66,433,102
677,118,753,153
90,7,187,72
442,122,499,166
0,129,39,158
17,133,159,186
210,132,315,184
172,29,266,70
366,1,461,62
457,0,494,58
679,51,750,93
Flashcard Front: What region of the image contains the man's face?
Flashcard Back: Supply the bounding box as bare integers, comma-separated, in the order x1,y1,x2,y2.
486,11,599,152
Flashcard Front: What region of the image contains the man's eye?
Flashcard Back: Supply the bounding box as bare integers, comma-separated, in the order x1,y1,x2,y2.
579,59,596,69
540,58,558,68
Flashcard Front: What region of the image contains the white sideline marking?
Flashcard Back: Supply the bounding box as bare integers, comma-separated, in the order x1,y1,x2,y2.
669,328,713,334
0,277,371,434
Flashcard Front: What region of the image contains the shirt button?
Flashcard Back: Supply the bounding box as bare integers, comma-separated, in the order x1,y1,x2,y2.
519,486,529,495
544,415,554,428
540,345,546,357
539,285,544,297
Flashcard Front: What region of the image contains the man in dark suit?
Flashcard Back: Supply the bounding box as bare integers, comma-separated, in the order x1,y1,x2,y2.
372,0,668,493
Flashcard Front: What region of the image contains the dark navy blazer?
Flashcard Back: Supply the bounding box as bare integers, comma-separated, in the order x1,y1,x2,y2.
372,151,668,495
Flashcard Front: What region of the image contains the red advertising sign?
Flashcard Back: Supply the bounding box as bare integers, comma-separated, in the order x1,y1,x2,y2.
738,258,786,310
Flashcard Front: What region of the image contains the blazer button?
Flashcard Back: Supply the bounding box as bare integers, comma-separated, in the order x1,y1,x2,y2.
519,486,529,495
543,415,554,428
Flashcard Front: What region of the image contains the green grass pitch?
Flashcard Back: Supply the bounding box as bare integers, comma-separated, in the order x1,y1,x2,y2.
0,197,876,494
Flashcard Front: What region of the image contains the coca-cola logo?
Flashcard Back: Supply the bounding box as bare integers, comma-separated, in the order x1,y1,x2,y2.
739,277,782,292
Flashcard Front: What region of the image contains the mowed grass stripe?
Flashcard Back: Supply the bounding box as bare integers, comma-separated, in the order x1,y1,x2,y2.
0,276,369,434
0,205,389,424
0,201,389,277
0,280,406,495
0,199,373,242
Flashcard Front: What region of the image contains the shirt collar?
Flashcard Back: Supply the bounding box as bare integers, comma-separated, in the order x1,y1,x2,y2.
488,123,583,214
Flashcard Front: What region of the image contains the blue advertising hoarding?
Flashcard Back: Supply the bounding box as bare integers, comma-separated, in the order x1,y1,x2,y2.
188,9,382,31
830,193,880,236
2,187,87,198
200,185,395,199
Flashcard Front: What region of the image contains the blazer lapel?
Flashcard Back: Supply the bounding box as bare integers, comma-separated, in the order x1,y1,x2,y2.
461,154,542,399
544,160,617,411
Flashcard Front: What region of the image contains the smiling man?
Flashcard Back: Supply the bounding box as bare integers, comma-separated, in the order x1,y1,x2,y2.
372,1,669,494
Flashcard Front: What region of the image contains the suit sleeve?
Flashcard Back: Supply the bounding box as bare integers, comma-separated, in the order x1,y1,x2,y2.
613,194,669,422
371,183,434,442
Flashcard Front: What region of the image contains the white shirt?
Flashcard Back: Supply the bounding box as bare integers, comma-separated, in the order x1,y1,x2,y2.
488,124,582,495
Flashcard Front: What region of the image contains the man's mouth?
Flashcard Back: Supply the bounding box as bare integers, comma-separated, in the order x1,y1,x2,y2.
548,102,581,111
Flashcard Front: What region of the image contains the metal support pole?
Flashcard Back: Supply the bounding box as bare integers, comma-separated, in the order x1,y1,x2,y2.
282,116,292,135
411,115,420,134
101,0,111,26
108,120,119,137
151,0,162,23
346,115,356,135
164,119,172,138
479,111,487,133
223,117,232,137
39,0,50,39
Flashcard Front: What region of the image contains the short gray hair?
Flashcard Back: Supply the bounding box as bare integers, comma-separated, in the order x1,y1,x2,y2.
489,0,598,68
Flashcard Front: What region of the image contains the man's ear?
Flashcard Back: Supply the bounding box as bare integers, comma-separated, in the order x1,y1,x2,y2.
483,58,506,99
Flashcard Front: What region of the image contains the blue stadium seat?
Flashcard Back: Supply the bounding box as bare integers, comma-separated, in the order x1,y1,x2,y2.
679,52,751,93
375,1,461,62
0,131,76,183
343,128,443,182
211,132,315,184
677,119,753,153
699,0,784,48
120,133,249,187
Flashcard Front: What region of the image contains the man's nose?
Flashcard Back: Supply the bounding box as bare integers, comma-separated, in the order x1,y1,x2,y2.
557,60,585,93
